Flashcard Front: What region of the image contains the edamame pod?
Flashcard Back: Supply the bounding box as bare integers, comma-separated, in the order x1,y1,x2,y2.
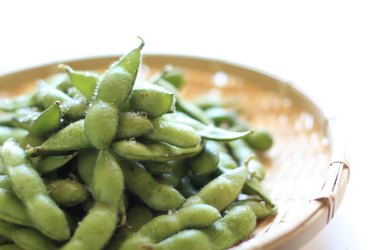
156,160,186,187
228,139,266,180
92,150,124,205
189,140,220,177
116,112,153,139
61,202,118,250
35,153,77,174
1,139,70,241
29,101,62,136
26,120,91,156
59,64,99,99
85,40,143,149
245,128,273,151
183,166,247,211
11,228,57,250
0,188,33,226
0,127,27,145
36,81,86,120
162,113,252,141
202,204,256,250
0,220,57,250
160,67,185,90
130,83,175,118
145,120,200,148
0,176,11,191
118,160,185,211
47,179,88,207
120,204,221,250
113,140,203,162
227,199,276,219
243,176,274,206
0,244,22,250
107,206,154,250
155,230,211,250
0,95,36,111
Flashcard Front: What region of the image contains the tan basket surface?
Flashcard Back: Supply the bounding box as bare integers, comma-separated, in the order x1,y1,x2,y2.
0,55,350,250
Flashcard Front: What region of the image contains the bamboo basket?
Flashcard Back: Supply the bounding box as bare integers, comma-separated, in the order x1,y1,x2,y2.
0,55,350,249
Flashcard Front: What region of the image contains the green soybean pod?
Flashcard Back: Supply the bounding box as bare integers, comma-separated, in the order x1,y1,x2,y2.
1,139,70,241
116,112,153,139
0,112,14,126
30,101,62,136
217,151,238,173
77,150,98,188
107,206,154,250
227,199,276,219
47,179,88,207
0,188,33,226
176,176,198,198
120,204,221,250
204,106,237,125
145,120,200,148
61,202,118,250
189,140,220,177
228,139,266,181
162,112,251,141
160,67,185,90
243,176,274,206
0,95,36,111
59,64,99,99
130,83,175,118
0,244,22,250
245,128,273,151
183,166,247,211
0,220,56,250
112,139,203,162
26,120,91,156
143,161,173,174
92,150,124,205
36,81,86,120
35,153,77,174
0,127,28,145
156,160,186,187
202,204,256,250
0,176,11,192
118,160,185,211
85,40,143,149
84,101,119,150
154,230,211,250
0,219,15,239
11,228,57,250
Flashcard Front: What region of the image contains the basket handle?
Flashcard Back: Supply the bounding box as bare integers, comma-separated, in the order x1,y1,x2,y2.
312,117,350,223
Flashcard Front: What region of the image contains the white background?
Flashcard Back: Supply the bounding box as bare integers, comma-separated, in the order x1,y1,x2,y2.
1,1,374,249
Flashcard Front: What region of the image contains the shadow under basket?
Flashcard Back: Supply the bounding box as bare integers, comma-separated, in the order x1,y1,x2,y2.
0,55,350,250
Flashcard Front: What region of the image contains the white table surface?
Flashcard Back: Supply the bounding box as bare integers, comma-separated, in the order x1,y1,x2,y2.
1,1,373,249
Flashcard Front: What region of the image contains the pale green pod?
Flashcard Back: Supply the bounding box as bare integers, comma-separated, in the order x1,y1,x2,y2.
118,160,185,211
1,139,70,241
183,166,247,211
116,112,153,139
130,83,175,118
145,120,200,148
120,204,221,250
112,140,203,162
0,188,33,227
202,204,256,250
26,120,91,156
47,179,88,207
155,230,211,250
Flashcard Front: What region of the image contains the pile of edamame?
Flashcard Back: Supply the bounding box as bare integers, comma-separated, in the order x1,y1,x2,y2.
0,38,276,250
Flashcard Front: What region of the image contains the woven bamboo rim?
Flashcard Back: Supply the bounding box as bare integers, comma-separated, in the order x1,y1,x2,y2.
0,55,350,250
